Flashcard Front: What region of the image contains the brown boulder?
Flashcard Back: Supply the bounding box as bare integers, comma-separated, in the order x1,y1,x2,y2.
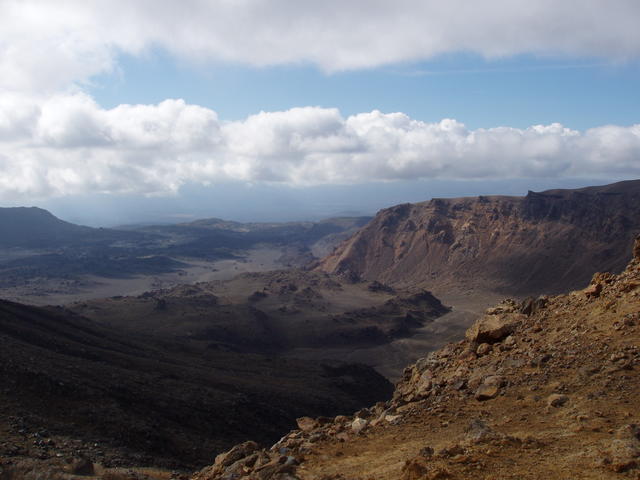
351,417,368,433
474,376,504,401
475,384,499,401
214,441,260,468
296,416,318,432
547,394,569,408
415,370,434,397
583,283,602,298
465,313,524,344
476,343,492,356
519,296,548,316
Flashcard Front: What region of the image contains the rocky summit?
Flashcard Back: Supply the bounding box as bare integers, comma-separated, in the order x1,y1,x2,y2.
193,235,640,479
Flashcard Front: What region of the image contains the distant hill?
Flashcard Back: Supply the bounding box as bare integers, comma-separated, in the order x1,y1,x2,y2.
0,208,371,296
319,179,640,296
129,215,372,257
0,207,89,247
0,206,370,253
0,207,143,248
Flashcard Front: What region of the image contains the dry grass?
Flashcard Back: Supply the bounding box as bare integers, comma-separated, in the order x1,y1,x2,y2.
0,459,66,480
0,461,174,480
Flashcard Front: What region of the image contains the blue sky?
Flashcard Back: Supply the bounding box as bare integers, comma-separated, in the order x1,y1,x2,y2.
1,1,639,225
93,52,640,131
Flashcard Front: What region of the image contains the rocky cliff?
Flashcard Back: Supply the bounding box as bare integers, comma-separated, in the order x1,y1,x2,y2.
194,235,640,479
318,180,640,296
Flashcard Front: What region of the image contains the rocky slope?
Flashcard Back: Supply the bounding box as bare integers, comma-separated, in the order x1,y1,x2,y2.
192,235,640,479
0,300,393,470
318,180,640,296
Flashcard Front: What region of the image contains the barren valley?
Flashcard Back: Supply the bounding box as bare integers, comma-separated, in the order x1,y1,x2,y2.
1,180,640,480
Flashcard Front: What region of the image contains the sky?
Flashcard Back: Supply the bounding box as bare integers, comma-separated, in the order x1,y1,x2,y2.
1,0,639,226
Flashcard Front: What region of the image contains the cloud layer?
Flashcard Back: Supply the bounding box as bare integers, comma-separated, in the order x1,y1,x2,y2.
1,93,638,200
1,1,638,200
2,0,640,91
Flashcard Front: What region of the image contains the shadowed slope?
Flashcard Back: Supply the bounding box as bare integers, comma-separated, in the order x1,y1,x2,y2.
0,300,393,469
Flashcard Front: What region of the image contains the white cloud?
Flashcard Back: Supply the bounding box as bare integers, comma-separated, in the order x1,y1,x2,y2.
1,2,637,204
1,0,640,92
0,94,638,200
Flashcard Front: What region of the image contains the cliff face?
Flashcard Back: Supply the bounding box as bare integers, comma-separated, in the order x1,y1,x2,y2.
318,180,640,296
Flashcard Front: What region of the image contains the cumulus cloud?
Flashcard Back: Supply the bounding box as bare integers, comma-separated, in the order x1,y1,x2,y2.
0,94,638,200
1,0,640,92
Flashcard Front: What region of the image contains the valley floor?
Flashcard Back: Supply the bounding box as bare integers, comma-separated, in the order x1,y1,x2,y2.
0,247,286,306
286,292,498,381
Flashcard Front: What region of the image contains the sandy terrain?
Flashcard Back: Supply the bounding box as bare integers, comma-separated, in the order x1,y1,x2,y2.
0,246,285,306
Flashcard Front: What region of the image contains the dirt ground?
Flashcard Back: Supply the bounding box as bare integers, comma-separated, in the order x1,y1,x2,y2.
286,291,499,381
0,246,285,306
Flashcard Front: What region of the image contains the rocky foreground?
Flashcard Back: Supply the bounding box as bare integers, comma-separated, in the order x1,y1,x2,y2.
195,236,640,480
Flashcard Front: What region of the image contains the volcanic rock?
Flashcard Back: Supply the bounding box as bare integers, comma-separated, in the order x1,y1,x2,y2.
465,313,525,344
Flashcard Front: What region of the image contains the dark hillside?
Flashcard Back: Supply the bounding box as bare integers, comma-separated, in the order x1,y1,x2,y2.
0,299,392,469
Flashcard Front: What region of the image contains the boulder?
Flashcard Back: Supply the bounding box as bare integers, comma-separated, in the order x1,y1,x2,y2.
547,394,569,408
214,441,260,468
519,296,548,316
295,416,317,432
476,343,492,356
415,370,434,397
485,299,519,315
465,419,503,444
475,384,499,401
466,313,525,344
401,458,451,480
474,376,504,401
334,415,350,424
584,283,602,299
351,417,368,434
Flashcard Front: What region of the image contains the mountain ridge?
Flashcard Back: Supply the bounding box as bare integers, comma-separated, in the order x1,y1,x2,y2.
318,179,640,296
